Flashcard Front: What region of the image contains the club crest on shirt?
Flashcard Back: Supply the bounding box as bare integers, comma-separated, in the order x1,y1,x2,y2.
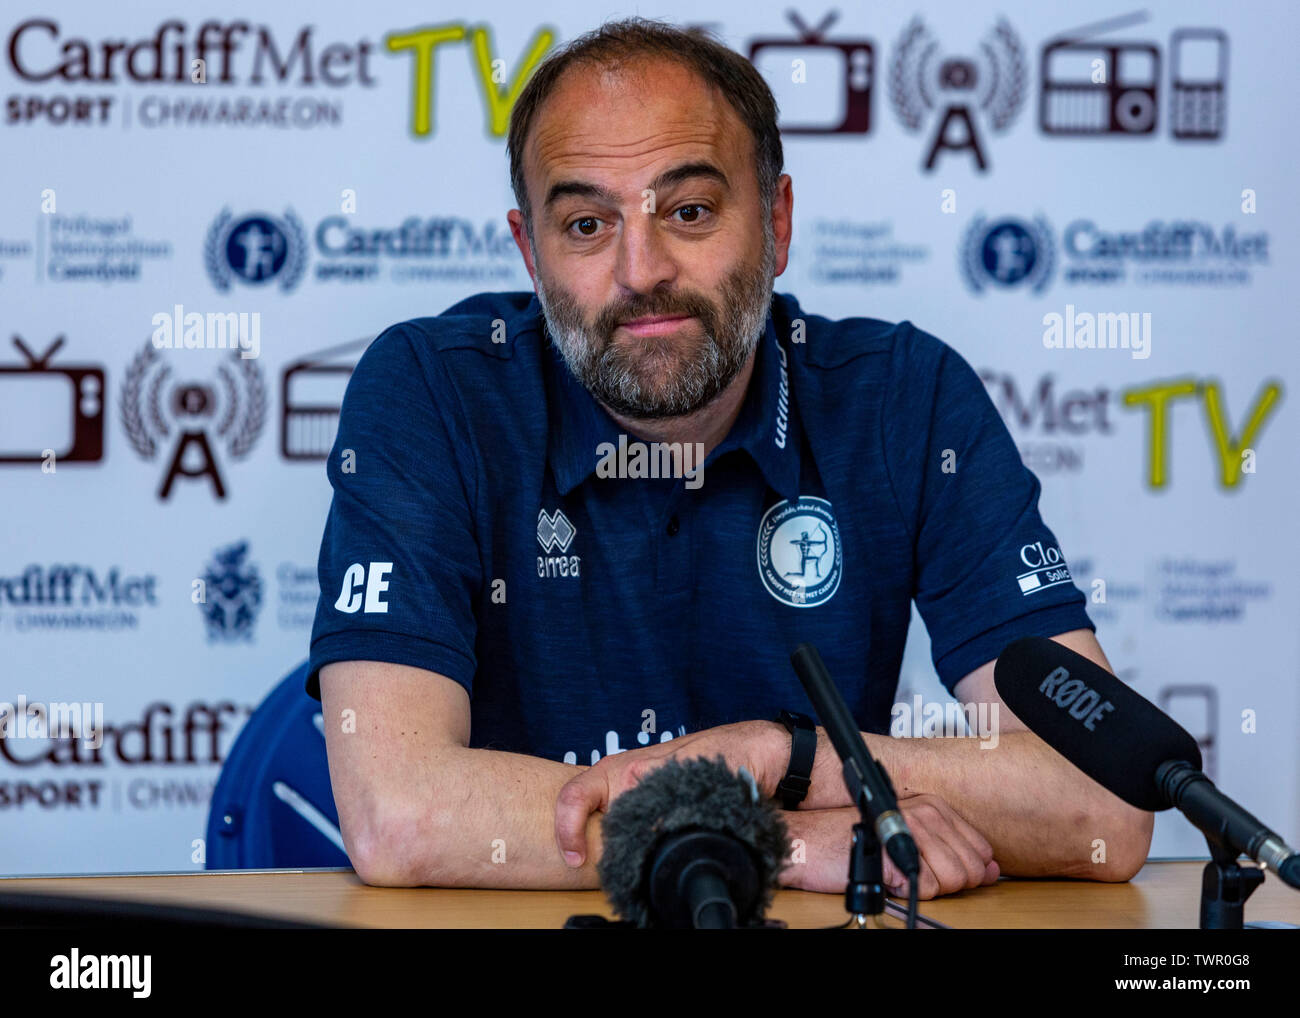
756,496,842,607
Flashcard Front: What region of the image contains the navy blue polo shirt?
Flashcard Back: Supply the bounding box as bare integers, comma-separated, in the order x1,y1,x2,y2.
306,291,1093,765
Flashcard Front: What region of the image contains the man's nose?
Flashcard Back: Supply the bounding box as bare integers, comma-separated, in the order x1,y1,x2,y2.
612,209,678,296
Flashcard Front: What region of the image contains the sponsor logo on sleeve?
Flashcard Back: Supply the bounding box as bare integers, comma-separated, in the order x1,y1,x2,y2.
1016,540,1072,595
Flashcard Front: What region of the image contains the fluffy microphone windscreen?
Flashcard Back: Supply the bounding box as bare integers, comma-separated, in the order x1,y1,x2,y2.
994,637,1202,811
597,755,790,928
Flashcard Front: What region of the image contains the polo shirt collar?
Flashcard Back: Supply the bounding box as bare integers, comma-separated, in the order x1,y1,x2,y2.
542,296,802,501
707,303,802,501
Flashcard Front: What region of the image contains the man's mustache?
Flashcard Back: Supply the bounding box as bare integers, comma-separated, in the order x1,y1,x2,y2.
592,297,715,340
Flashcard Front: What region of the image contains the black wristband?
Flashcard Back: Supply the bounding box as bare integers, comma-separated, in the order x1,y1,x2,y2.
774,709,817,810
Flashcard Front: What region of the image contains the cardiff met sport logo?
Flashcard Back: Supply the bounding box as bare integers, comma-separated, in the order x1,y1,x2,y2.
756,496,842,607
205,208,307,293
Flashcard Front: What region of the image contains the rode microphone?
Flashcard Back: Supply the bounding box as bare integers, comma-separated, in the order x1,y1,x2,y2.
595,756,790,929
790,643,921,880
995,637,1300,890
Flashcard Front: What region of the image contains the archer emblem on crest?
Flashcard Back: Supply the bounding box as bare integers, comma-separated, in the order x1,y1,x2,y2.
757,497,843,608
785,522,830,579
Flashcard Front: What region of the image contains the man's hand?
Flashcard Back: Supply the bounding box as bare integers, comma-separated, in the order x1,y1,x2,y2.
553,720,788,866
782,794,1000,899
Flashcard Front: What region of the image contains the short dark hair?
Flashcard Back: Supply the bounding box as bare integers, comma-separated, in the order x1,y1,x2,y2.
507,17,783,241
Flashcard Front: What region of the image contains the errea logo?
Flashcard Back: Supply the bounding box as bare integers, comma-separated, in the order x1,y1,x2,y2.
334,561,392,613
537,509,580,579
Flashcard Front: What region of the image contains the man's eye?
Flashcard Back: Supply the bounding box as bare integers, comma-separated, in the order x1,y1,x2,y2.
672,204,711,224
569,217,602,237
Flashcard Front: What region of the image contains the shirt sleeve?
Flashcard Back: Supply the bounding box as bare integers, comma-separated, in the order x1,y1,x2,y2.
304,324,480,701
883,323,1094,695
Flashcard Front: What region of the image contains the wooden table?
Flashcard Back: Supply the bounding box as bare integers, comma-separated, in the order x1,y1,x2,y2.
3,859,1298,928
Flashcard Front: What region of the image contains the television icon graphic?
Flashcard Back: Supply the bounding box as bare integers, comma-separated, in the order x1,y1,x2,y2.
0,336,104,465
280,337,373,461
1170,28,1228,140
1040,12,1159,136
748,9,874,134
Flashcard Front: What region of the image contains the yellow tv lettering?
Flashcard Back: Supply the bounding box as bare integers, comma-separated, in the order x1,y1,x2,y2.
468,25,555,137
1200,379,1283,489
1121,379,1198,489
386,24,468,137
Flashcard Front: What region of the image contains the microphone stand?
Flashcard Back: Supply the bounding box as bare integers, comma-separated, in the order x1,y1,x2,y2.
1198,834,1265,931
835,757,919,929
844,818,887,929
1156,762,1296,929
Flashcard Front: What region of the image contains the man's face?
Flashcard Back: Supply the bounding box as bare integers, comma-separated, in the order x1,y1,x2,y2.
509,58,789,420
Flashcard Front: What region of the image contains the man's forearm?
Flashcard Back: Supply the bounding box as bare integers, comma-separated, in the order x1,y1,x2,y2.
797,727,1152,879
346,747,604,889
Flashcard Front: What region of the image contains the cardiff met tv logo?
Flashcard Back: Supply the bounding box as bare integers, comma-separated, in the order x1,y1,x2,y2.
205,208,307,292
961,214,1056,294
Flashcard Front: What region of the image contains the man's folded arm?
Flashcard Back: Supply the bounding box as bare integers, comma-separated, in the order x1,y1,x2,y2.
795,629,1154,882
320,658,604,889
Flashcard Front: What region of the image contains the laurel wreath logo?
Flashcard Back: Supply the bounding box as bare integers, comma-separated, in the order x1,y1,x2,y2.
961,214,1056,295
960,214,991,294
278,210,308,293
889,16,1026,134
757,500,844,607
888,16,930,132
203,207,307,293
227,352,266,459
986,19,1027,132
120,343,159,460
759,515,777,571
203,208,234,293
120,341,266,467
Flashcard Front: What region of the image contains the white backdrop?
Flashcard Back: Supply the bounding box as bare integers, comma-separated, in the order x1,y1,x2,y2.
1,0,1296,874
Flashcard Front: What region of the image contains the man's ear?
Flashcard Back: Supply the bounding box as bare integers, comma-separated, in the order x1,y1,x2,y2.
771,174,794,279
507,209,538,286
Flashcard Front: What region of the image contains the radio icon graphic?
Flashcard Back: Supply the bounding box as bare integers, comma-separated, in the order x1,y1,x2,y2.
1040,11,1159,136
748,9,875,135
0,336,105,465
280,337,372,461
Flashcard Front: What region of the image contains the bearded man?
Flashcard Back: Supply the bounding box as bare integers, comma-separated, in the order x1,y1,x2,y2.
306,17,1152,899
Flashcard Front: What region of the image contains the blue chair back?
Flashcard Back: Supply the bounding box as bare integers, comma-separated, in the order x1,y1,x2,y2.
205,661,351,870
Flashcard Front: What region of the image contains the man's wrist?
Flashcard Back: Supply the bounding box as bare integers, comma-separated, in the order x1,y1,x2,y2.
805,726,838,808
757,719,793,801
771,712,819,808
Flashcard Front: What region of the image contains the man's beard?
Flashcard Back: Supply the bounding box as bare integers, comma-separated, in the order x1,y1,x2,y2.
535,226,775,420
